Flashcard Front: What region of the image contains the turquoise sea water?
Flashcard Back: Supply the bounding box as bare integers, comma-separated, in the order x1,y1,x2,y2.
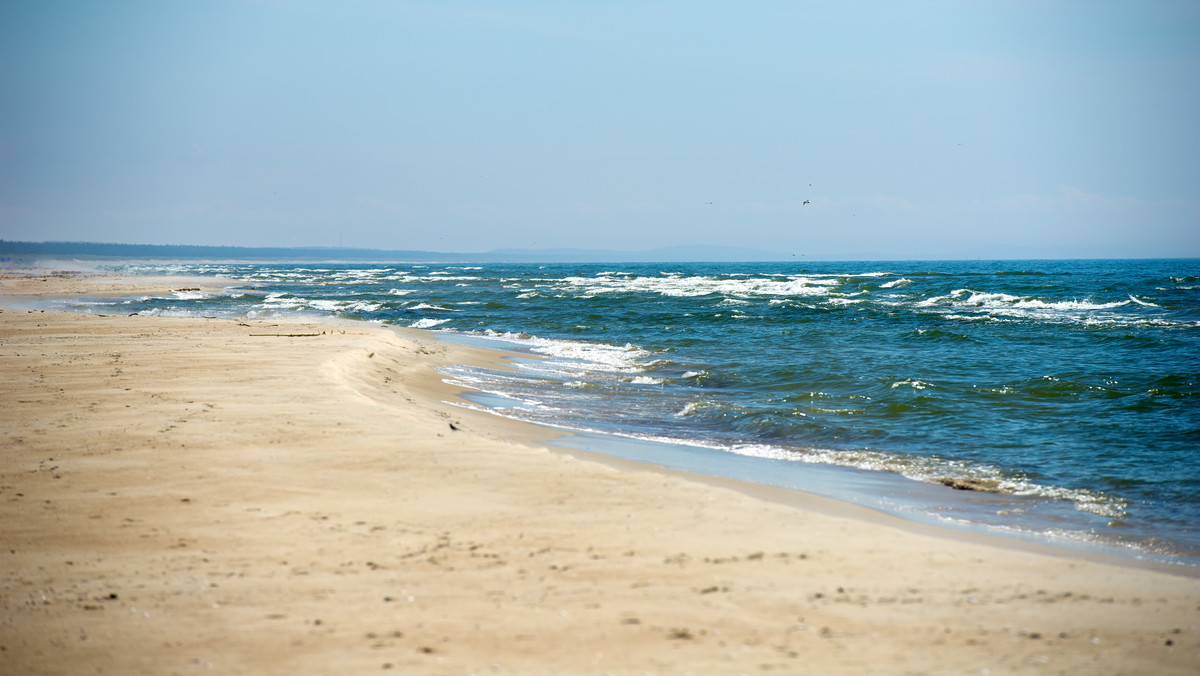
57,259,1200,564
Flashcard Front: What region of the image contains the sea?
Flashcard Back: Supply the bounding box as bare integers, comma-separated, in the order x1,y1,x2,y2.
50,259,1200,566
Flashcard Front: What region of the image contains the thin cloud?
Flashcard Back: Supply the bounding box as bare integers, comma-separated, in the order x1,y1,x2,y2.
995,185,1168,211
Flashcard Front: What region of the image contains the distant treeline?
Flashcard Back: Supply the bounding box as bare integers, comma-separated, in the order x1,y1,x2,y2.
0,240,464,262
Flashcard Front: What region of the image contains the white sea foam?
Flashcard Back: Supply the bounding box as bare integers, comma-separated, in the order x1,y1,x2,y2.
306,299,343,311
439,374,546,409
943,314,995,322
263,294,305,310
908,286,1172,327
630,375,665,385
259,295,382,314
556,273,846,299
423,272,481,281
410,318,451,328
961,291,1020,306
1010,298,1128,311
721,443,1128,518
533,340,654,373
879,278,912,289
470,330,658,375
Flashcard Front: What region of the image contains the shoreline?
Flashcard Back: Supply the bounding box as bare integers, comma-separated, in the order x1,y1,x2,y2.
2,270,1198,673
546,433,1200,578
437,335,1199,574
11,268,1193,570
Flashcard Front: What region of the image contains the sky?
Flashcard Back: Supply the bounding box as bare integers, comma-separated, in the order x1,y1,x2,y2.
2,0,1198,259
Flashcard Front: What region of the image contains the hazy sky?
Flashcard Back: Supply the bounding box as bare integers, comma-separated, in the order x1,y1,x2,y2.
3,1,1198,259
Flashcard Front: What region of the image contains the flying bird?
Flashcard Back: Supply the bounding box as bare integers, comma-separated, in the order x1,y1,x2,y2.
802,200,811,206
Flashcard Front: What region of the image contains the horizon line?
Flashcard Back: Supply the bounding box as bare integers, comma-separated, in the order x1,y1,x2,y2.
1,239,1196,264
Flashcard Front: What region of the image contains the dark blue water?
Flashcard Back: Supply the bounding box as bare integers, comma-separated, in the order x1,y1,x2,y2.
60,259,1200,563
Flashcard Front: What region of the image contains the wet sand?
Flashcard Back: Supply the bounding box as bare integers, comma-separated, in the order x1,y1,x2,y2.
1,270,1197,674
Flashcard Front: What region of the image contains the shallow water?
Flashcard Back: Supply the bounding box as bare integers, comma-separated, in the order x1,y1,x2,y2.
57,259,1200,564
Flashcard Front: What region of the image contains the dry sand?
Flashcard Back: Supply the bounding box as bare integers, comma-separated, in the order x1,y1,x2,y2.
1,270,1197,675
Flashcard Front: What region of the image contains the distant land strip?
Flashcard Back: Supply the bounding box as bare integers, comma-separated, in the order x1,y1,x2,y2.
0,240,789,264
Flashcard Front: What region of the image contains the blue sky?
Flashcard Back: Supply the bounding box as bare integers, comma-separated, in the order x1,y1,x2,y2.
2,1,1197,259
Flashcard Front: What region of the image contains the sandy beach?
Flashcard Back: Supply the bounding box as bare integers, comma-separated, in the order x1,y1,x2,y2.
1,270,1197,675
